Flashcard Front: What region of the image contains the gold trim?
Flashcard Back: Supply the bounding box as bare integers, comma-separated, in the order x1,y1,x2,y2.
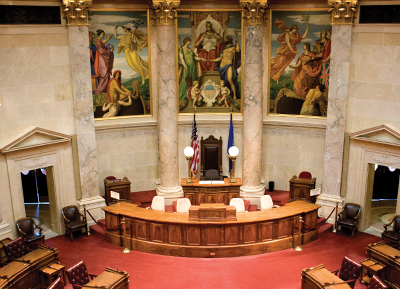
62,0,92,26
150,0,180,26
328,0,358,25
241,1,269,26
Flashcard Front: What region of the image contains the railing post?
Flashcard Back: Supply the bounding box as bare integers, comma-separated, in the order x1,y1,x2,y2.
333,202,338,233
294,216,303,252
121,218,131,253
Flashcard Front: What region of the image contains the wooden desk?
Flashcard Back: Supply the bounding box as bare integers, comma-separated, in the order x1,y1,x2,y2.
289,176,317,203
301,264,351,289
181,178,242,205
189,203,237,222
366,241,400,289
39,262,67,288
103,200,320,258
83,267,129,289
360,258,385,285
104,177,131,205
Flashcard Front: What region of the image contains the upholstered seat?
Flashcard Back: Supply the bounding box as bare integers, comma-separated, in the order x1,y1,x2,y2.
62,206,88,242
48,277,64,289
230,198,245,212
332,256,362,289
204,169,220,180
336,203,361,238
382,215,400,246
367,275,388,289
16,217,45,248
299,171,312,179
176,198,191,213
151,196,165,211
261,195,274,210
66,261,97,289
3,237,30,261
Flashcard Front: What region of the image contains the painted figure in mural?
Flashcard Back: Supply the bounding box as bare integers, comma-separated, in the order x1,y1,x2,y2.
289,42,321,99
187,81,203,107
318,29,331,92
209,34,241,99
270,20,310,82
178,37,204,100
89,31,97,91
114,22,149,85
94,29,114,94
300,84,326,116
129,80,146,115
107,70,132,103
195,21,222,72
216,80,231,107
102,95,132,118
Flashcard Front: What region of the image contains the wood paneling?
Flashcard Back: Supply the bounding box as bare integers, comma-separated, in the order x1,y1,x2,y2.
243,224,257,244
168,225,182,244
135,220,147,240
225,226,239,245
187,227,201,245
260,222,274,241
150,223,163,243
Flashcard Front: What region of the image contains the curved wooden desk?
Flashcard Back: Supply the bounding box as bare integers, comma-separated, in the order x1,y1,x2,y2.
102,201,320,258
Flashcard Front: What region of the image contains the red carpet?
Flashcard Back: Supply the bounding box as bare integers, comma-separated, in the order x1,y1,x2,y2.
46,230,379,289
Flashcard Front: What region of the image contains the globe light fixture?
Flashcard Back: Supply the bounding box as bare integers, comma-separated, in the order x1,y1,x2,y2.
184,146,194,183
228,146,239,183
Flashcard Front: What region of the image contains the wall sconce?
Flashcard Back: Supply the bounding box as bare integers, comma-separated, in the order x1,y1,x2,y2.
184,146,194,183
228,146,239,183
62,0,92,26
328,0,358,25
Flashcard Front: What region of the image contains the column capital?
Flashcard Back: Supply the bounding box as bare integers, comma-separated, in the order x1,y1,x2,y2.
240,0,269,26
328,0,358,25
150,0,180,26
62,0,92,26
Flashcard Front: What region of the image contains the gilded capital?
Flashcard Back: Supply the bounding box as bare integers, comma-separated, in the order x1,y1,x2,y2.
328,0,358,25
240,0,269,26
62,0,92,26
150,0,180,26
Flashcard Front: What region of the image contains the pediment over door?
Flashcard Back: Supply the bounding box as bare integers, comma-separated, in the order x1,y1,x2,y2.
1,127,72,154
349,124,400,148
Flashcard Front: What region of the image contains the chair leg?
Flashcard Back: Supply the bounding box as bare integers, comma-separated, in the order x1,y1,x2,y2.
69,230,74,242
85,226,89,237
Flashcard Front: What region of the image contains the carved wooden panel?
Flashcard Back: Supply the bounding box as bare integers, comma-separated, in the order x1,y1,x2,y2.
217,193,227,204
106,213,121,235
260,222,274,241
197,193,207,205
135,220,147,240
224,226,239,245
185,193,196,205
150,223,164,243
206,194,218,203
168,225,182,244
205,227,220,245
228,193,239,204
125,218,135,237
303,211,318,231
243,224,257,243
276,218,293,239
187,227,201,245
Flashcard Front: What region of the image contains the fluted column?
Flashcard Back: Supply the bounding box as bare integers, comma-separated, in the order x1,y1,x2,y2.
151,0,183,201
240,1,269,207
317,0,358,221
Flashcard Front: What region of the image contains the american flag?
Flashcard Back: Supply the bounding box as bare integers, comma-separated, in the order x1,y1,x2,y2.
190,114,199,177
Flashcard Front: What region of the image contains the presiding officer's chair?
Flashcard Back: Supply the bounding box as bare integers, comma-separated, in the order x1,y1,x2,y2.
332,256,362,289
382,215,400,247
3,237,30,262
16,217,45,248
336,203,361,239
62,206,88,242
367,275,388,289
66,261,97,289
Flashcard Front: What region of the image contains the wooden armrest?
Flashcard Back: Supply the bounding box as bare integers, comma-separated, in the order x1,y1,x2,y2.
61,212,71,223
89,274,97,279
17,226,26,236
32,219,44,232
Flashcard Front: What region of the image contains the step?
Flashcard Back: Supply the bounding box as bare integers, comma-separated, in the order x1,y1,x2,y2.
90,223,105,237
318,222,333,235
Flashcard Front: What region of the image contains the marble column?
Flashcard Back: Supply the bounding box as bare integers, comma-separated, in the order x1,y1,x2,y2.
68,26,105,222
240,5,267,207
152,1,183,203
317,24,353,220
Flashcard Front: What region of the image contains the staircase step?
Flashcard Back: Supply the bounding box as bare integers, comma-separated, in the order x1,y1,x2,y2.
317,217,326,225
318,223,333,235
90,224,105,237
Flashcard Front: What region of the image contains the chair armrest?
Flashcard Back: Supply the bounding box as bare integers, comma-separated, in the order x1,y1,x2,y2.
32,219,44,233
61,211,71,223
89,274,98,279
16,225,27,236
383,217,396,231
354,210,361,221
331,270,339,276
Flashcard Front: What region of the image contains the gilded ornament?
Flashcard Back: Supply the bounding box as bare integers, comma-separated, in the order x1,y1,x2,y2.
150,0,180,26
62,0,92,26
240,0,269,26
327,0,358,25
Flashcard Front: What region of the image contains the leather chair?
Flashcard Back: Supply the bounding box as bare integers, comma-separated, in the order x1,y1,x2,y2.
48,277,64,289
16,217,45,248
62,206,88,242
151,196,165,211
230,198,245,212
382,215,400,247
66,261,97,289
204,169,220,180
299,171,312,179
336,203,361,238
332,256,362,289
367,275,388,289
3,237,30,262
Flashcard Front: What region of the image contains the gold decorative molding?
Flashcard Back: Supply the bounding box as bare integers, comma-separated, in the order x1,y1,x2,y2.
62,0,92,26
150,0,180,26
328,0,358,25
240,0,269,26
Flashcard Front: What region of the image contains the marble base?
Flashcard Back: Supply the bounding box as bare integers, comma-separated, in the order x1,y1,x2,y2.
78,196,107,227
0,223,12,240
315,193,345,224
156,185,184,205
240,185,265,198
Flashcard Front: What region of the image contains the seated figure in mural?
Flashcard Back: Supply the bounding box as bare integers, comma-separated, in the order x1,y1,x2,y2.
94,29,114,94
300,84,326,116
187,81,203,107
102,95,132,118
215,80,231,107
195,21,222,72
107,70,132,103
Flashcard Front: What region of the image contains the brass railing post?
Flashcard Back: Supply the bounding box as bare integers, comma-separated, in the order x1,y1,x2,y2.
121,218,131,253
294,216,303,252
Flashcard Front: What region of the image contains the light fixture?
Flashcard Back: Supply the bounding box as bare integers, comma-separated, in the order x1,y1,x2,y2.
184,146,194,183
228,146,239,183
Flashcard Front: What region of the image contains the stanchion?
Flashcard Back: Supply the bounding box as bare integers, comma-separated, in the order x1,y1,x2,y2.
84,205,90,236
121,218,131,253
294,216,303,252
332,202,338,233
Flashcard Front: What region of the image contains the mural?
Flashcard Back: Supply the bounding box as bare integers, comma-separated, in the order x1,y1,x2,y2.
269,10,331,117
89,10,151,119
177,11,242,114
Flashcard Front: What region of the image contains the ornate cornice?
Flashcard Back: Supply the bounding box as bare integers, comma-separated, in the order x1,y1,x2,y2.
328,0,358,25
240,0,269,26
62,0,92,26
150,0,180,26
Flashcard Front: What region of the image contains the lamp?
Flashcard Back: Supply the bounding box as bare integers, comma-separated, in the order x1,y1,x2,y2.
62,0,92,25
184,146,194,183
228,146,239,183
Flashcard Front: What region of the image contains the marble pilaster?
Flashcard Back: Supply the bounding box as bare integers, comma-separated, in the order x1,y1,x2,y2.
318,25,352,213
68,26,105,209
155,25,183,202
240,25,265,206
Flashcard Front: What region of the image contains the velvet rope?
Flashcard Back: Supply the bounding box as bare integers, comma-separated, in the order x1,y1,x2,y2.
85,208,122,231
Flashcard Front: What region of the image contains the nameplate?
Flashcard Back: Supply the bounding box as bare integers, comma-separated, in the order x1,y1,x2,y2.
310,188,321,196
199,181,224,185
110,190,120,199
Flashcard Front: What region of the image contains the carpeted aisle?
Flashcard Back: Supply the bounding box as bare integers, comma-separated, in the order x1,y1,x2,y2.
46,230,380,289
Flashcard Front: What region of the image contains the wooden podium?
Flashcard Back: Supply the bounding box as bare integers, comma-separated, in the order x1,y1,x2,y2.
289,176,317,203
104,177,131,205
189,203,237,222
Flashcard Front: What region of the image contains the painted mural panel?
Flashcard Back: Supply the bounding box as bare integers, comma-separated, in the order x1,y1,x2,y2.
177,11,242,114
269,10,331,117
89,10,151,119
